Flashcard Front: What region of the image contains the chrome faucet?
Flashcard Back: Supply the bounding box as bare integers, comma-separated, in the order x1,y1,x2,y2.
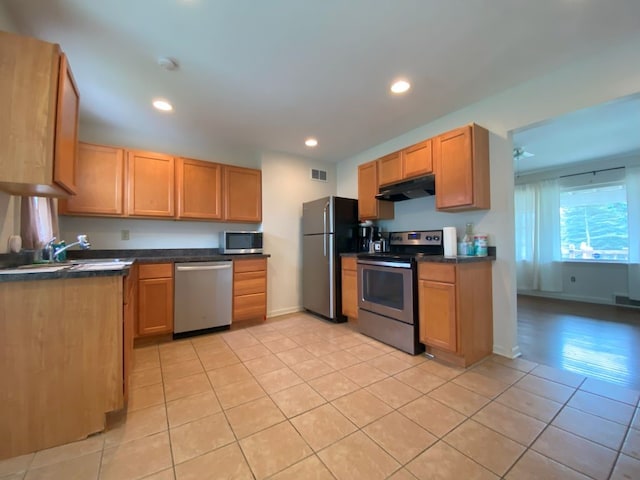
43,237,57,261
53,234,91,262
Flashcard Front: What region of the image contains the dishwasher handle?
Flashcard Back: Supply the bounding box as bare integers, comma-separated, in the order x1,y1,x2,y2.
176,264,232,272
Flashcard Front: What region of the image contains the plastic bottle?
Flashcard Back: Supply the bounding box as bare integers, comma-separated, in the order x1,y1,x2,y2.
462,223,474,256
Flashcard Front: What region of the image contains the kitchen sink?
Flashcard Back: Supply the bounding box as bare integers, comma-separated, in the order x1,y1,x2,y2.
0,265,70,274
68,261,132,271
1,259,133,274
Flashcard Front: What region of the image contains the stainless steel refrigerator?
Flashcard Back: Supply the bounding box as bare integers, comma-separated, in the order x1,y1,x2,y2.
302,196,358,322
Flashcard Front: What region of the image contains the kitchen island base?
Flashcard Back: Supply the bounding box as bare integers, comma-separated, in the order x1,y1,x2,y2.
0,276,124,460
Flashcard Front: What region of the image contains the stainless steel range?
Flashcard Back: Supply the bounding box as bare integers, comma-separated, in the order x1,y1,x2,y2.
357,230,444,354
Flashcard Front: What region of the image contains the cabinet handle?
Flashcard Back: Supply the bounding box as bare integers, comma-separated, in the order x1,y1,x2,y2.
176,264,231,272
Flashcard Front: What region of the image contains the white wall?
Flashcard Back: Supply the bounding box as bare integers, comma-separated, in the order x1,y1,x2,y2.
261,152,337,317
337,36,640,359
0,3,21,254
59,216,258,250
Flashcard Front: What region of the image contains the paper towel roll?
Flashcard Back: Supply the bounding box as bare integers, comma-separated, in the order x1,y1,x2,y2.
443,227,457,257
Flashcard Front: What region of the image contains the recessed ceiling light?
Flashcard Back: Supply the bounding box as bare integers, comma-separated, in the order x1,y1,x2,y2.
305,138,318,147
153,99,173,112
390,79,411,94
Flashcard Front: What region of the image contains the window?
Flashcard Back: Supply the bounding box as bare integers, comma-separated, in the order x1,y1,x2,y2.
559,178,628,261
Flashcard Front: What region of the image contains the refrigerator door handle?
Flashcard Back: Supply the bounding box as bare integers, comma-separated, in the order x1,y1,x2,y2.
323,201,329,256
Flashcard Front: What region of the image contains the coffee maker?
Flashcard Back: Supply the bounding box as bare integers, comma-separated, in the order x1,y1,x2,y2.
358,225,379,252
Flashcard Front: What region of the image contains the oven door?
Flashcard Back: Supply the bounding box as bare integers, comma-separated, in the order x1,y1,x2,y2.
357,259,414,324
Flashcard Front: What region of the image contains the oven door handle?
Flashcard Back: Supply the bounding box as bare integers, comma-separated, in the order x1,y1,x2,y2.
356,259,412,269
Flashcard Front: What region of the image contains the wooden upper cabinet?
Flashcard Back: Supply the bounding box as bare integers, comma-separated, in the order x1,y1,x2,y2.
358,160,394,221
434,124,490,211
378,151,403,186
224,166,262,222
176,157,223,220
59,143,125,216
0,32,78,197
127,150,175,217
377,139,433,187
403,138,433,179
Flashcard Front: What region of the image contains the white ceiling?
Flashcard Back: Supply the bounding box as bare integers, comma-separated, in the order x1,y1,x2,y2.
4,0,640,163
513,93,640,174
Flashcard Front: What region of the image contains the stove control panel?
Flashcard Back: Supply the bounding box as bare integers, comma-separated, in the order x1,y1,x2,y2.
389,230,443,246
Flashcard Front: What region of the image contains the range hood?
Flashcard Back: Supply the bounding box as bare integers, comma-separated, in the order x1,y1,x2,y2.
375,174,436,202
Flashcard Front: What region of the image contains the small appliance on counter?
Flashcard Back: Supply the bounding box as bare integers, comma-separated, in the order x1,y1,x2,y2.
358,222,379,253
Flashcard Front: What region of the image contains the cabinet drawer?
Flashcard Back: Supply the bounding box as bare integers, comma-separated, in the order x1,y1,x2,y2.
234,293,266,321
418,263,455,283
139,263,173,279
342,257,357,271
234,271,266,295
234,258,266,273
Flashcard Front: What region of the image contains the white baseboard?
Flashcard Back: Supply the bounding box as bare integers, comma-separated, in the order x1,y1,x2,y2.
493,344,522,359
517,290,613,306
267,306,303,318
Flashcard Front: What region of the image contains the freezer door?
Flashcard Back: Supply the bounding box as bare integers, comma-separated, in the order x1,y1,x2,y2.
302,197,333,235
302,233,334,319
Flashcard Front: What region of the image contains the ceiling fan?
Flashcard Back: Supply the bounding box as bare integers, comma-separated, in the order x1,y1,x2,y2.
513,147,534,161
513,147,534,178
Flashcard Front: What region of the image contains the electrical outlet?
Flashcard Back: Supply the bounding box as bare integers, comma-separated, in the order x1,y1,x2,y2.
121,229,130,241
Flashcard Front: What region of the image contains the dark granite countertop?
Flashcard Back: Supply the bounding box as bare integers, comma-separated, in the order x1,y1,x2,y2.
0,248,270,283
340,246,496,264
67,248,270,264
415,254,496,263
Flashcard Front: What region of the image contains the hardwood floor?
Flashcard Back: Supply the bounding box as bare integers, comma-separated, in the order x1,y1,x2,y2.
518,294,640,390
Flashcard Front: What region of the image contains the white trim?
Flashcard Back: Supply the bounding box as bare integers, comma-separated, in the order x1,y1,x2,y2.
493,344,522,359
518,290,614,306
267,306,303,318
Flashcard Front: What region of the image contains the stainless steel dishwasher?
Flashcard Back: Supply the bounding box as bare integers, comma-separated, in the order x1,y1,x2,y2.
174,260,233,338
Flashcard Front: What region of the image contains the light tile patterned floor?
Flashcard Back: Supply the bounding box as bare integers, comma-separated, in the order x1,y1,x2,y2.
2,313,639,479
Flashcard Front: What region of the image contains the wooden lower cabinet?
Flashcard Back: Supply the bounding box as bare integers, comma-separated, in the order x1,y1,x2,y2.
137,263,174,336
418,261,493,367
341,257,358,319
233,258,267,321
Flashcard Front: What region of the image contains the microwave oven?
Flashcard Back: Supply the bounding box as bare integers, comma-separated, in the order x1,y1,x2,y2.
220,231,263,254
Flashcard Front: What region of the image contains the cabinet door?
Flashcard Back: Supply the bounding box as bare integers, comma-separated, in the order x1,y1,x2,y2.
52,53,79,195
341,268,358,319
59,143,125,216
176,157,223,220
224,166,262,222
137,277,174,336
377,151,403,186
403,139,432,179
127,150,175,217
435,126,473,209
357,161,394,221
418,279,457,353
435,124,490,211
